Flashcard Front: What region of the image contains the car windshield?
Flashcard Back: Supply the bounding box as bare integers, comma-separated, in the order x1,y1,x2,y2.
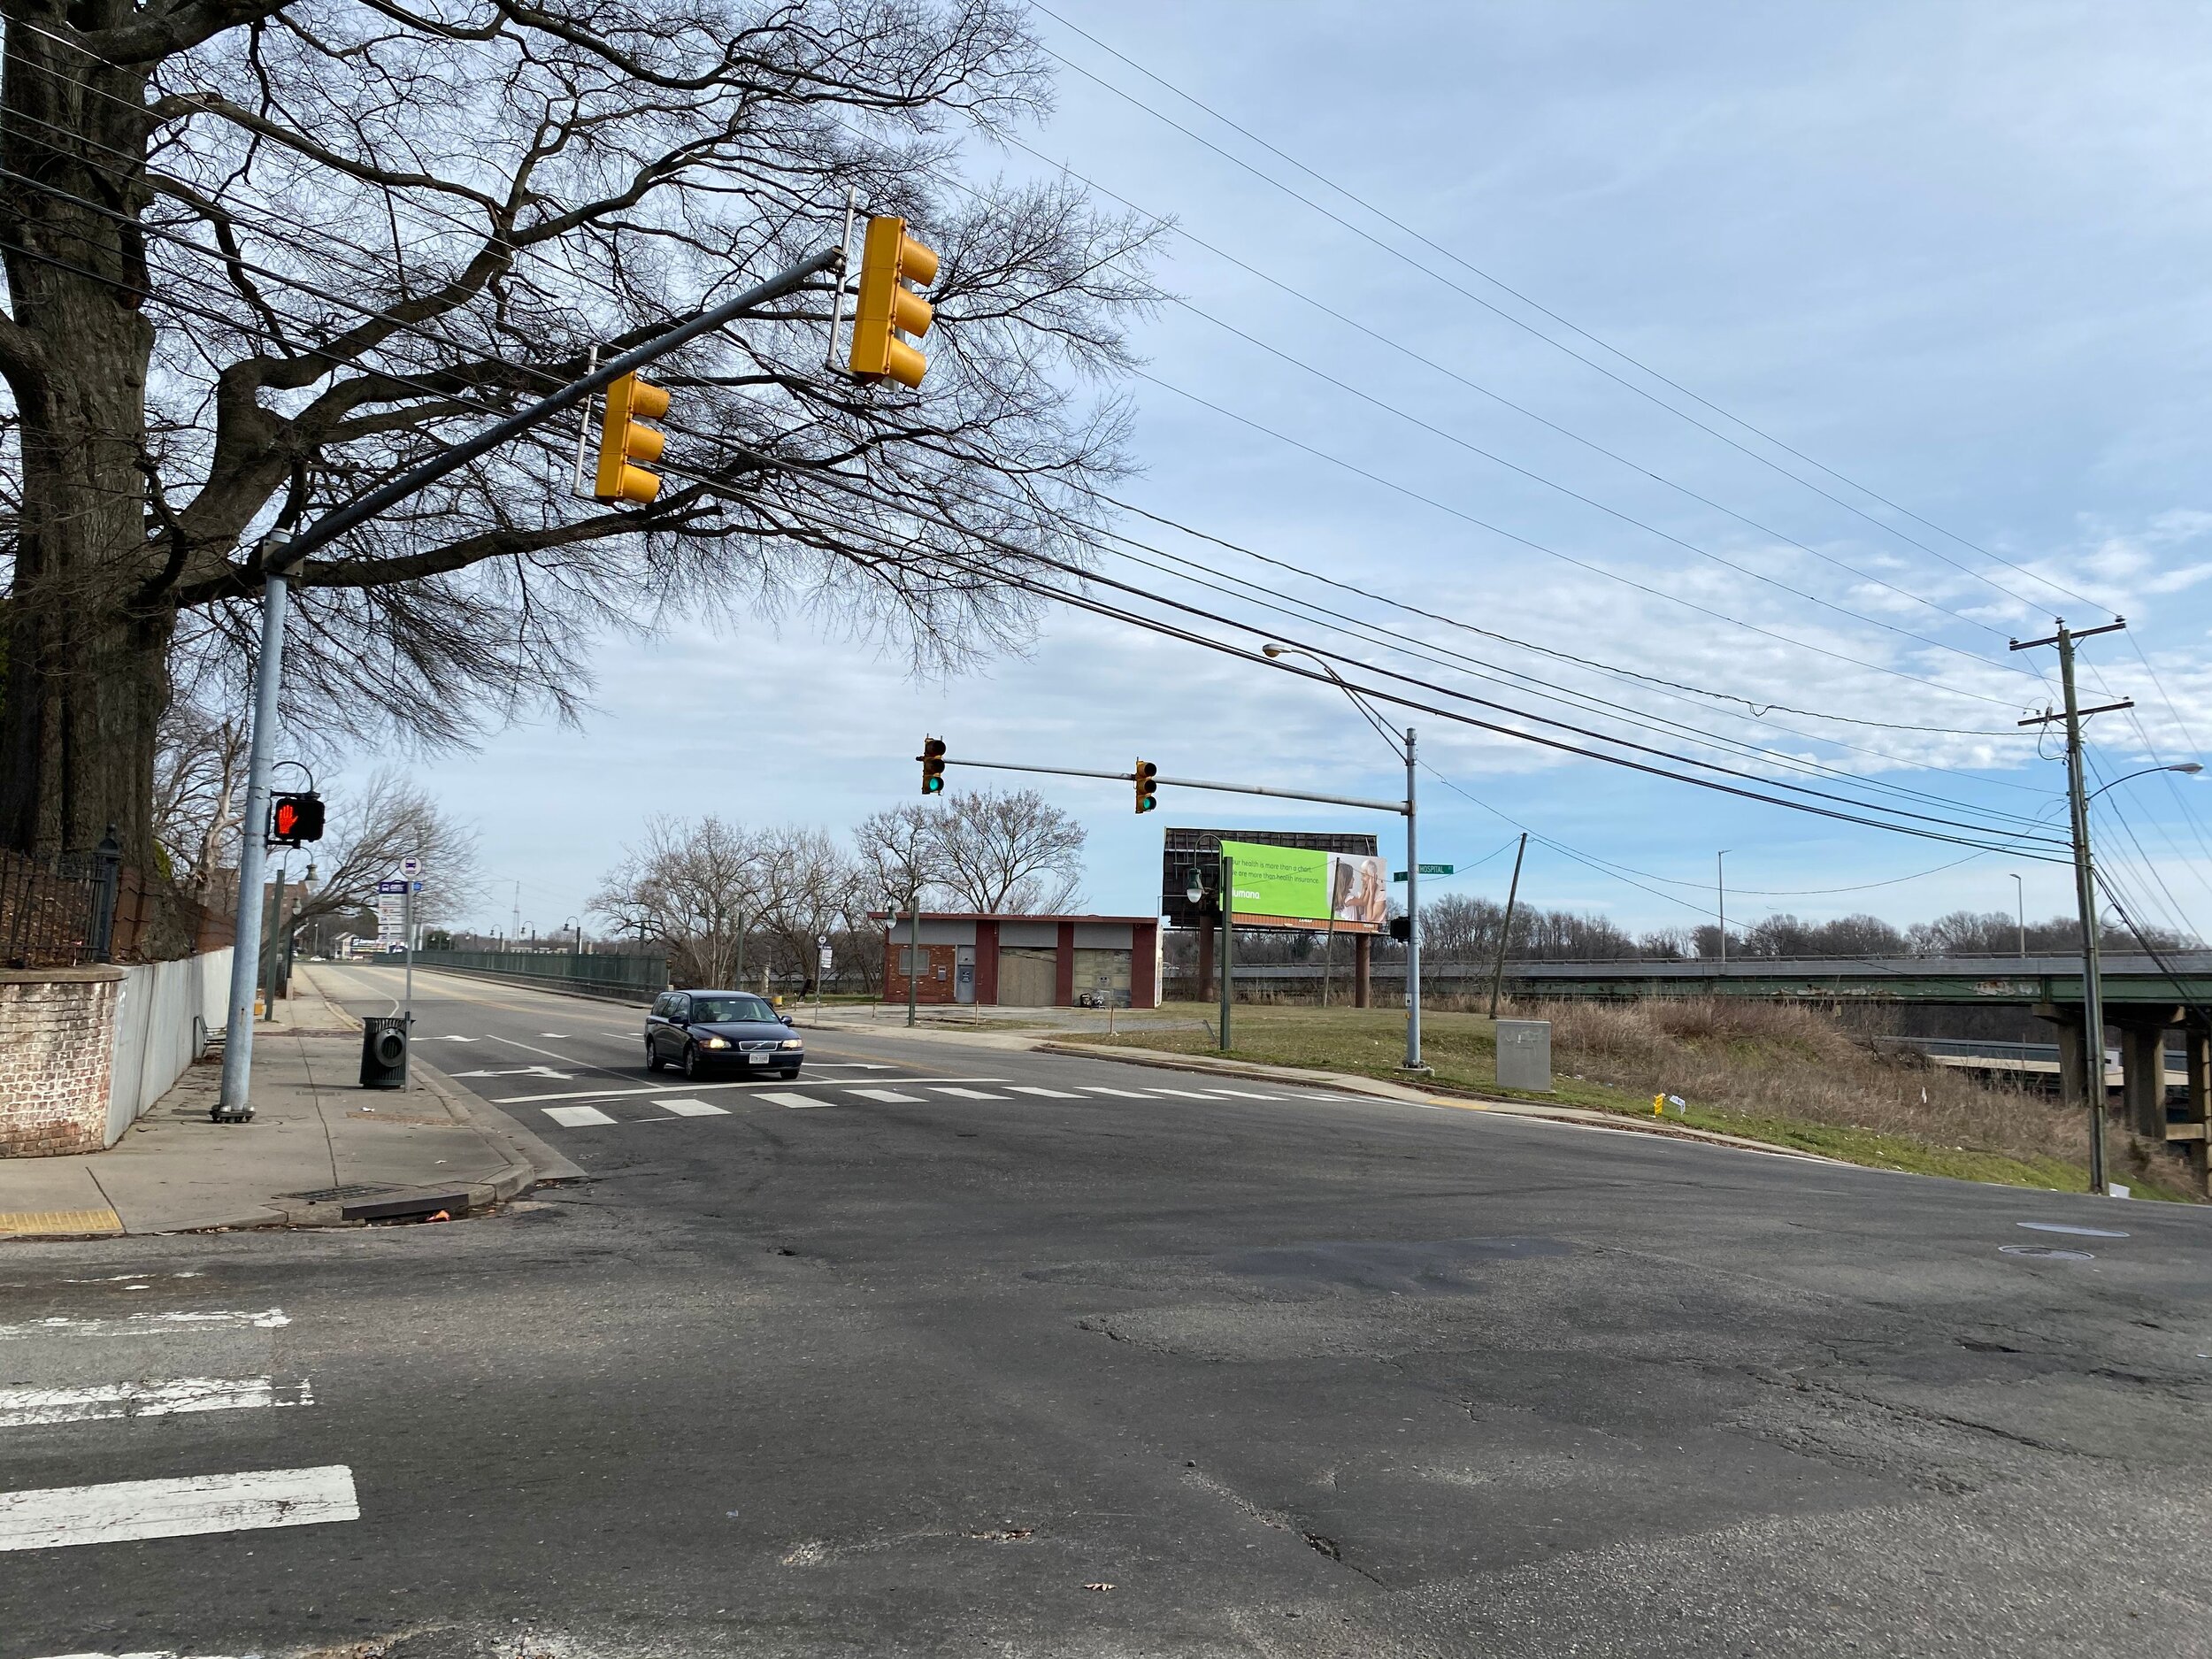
689,995,775,1024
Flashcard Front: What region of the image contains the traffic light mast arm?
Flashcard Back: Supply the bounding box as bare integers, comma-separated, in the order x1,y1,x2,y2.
270,244,844,573
929,754,1408,816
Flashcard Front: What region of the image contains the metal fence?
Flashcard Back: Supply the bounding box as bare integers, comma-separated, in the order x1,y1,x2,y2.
0,836,121,968
404,949,668,1002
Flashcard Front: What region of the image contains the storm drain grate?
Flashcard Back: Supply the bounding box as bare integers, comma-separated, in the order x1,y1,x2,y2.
280,1183,402,1203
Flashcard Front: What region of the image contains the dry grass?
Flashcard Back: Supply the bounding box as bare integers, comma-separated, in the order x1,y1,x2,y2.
1078,995,2203,1200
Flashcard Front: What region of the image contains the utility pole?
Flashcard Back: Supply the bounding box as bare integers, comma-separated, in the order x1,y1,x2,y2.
1487,833,1528,1019
1402,726,1423,1071
909,894,922,1029
1717,849,1730,967
2014,618,2132,1196
2011,872,2025,958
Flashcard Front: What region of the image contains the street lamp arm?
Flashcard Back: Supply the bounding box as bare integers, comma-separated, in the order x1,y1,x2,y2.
2086,762,2202,803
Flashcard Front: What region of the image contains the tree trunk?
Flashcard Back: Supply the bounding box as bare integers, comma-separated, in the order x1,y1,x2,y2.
0,9,169,870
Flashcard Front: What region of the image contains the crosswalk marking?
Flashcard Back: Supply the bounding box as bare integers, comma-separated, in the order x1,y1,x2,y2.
543,1104,617,1127
1201,1088,1282,1099
655,1099,729,1118
1007,1086,1081,1098
0,1377,311,1428
849,1088,923,1103
758,1092,828,1109
1079,1087,1156,1097
1140,1087,1219,1099
930,1087,1007,1100
0,1464,359,1552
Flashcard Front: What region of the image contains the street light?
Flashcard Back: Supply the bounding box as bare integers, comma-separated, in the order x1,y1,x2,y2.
1261,643,1425,1072
565,915,581,956
2088,762,2202,802
1717,850,1732,968
2010,872,2025,959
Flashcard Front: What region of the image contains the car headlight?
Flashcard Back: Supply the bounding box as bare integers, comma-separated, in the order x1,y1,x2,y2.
780,1038,803,1049
702,1036,730,1049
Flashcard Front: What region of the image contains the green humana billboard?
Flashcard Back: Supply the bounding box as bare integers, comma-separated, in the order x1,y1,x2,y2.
1221,839,1389,933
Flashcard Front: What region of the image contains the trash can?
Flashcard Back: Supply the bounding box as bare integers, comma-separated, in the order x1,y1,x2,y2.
359,1015,409,1090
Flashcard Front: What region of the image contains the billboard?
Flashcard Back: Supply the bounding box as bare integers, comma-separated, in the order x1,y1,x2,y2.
1161,826,1383,933
1222,840,1389,933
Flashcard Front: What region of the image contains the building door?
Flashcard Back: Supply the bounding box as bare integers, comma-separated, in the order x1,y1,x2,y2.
954,946,976,1004
1072,948,1133,1008
998,947,1057,1007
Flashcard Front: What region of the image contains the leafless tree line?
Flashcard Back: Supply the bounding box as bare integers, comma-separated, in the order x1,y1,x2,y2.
591,787,1086,988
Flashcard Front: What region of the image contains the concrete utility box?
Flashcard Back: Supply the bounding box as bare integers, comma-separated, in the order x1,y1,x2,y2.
1495,1019,1553,1092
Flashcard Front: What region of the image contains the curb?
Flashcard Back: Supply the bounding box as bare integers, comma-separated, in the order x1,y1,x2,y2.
1035,1041,1844,1164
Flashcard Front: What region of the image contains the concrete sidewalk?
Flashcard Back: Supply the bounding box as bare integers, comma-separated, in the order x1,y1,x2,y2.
0,965,579,1240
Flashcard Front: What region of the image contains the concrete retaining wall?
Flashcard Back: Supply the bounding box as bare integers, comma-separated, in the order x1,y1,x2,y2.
105,949,232,1145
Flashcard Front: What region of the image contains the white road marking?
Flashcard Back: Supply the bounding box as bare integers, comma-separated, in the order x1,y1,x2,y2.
0,1464,359,1552
656,1100,730,1118
495,1076,1012,1104
0,1310,288,1340
425,1034,483,1041
848,1088,922,1103
0,1377,311,1427
931,1087,1008,1100
539,1032,571,1038
1140,1087,1219,1100
1007,1086,1082,1098
543,1105,618,1128
757,1092,829,1110
1201,1089,1282,1100
449,1065,572,1079
1079,1087,1156,1098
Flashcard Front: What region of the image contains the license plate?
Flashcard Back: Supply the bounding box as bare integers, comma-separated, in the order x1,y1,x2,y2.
747,1051,771,1065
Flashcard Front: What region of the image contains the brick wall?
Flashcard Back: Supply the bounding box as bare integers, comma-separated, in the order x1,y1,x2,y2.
0,968,124,1157
882,941,959,1005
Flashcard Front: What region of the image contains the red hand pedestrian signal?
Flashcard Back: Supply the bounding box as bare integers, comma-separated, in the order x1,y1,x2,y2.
270,793,325,847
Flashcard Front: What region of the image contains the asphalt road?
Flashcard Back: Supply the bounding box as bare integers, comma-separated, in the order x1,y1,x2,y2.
4,964,2209,1658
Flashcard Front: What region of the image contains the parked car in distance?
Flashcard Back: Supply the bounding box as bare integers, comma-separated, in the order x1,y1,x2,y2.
645,989,803,1080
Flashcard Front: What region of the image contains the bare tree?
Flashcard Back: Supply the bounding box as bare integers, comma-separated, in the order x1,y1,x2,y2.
284,767,481,935
150,693,248,900
0,0,1160,940
591,814,761,987
855,802,942,910
933,787,1083,911
751,822,868,984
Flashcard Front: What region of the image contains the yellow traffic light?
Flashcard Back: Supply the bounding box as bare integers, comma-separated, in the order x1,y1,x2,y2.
594,372,670,503
1134,760,1158,814
849,215,940,388
920,736,947,795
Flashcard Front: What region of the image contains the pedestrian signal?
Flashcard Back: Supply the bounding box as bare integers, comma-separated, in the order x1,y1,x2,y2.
1134,760,1158,814
1388,914,1412,943
849,216,940,388
270,792,325,847
920,736,947,795
594,372,670,503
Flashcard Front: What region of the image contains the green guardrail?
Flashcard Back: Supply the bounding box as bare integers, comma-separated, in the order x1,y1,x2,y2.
405,949,667,1000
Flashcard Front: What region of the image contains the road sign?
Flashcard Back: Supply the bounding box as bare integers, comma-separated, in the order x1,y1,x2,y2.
376,879,408,895
818,946,833,974
1392,864,1455,880
400,856,423,877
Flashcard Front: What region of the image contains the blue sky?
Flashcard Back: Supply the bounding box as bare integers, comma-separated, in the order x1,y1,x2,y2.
357,2,2212,943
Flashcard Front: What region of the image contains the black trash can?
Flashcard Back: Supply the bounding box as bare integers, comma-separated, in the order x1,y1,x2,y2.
359,1015,410,1090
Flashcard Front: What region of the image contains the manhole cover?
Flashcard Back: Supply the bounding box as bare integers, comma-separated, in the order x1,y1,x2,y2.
2016,1221,2128,1239
1999,1244,2094,1262
280,1183,401,1203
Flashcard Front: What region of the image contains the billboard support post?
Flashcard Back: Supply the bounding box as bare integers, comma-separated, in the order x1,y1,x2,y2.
1220,853,1234,1053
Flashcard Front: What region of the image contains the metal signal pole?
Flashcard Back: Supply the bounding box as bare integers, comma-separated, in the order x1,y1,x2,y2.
2014,618,2132,1195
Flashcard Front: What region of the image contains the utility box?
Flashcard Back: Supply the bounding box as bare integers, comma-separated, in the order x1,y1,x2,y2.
359,1015,410,1090
1495,1018,1553,1092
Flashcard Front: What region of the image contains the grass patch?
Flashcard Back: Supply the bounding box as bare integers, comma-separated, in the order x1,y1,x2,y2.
1069,999,2200,1202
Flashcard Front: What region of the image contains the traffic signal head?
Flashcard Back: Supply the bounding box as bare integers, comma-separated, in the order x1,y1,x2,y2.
849,215,940,388
270,792,325,847
1388,914,1412,943
594,371,671,503
920,736,947,795
1134,759,1158,814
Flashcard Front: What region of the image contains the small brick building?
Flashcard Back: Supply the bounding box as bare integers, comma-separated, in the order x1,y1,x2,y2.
874,914,1162,1009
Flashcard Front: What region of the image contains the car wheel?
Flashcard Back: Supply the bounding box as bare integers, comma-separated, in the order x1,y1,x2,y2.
684,1043,703,1079
644,1041,663,1073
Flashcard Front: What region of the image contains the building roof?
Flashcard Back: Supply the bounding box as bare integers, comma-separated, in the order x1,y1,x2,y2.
864,911,1157,925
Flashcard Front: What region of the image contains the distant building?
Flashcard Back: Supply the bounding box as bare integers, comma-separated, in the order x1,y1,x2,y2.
869,913,1163,1009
